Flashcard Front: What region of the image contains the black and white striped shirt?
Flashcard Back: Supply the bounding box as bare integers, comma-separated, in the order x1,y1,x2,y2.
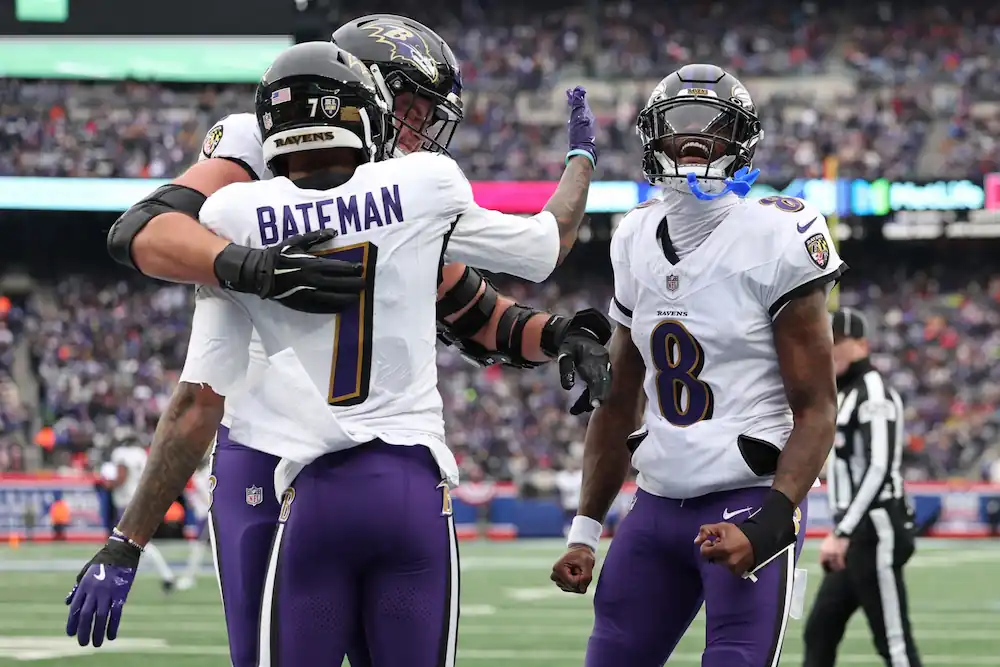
827,359,907,538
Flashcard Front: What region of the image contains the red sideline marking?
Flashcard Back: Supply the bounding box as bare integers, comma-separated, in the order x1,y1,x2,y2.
3,529,997,542
617,481,1000,494
5,476,1000,493
0,473,98,483
0,479,100,488
486,524,518,540
454,524,519,540
456,525,480,541
806,528,992,538
0,532,107,542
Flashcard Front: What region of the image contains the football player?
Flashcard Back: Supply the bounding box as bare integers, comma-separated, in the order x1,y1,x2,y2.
100,441,175,591
550,64,846,667
65,41,604,667
96,14,608,667
175,455,213,591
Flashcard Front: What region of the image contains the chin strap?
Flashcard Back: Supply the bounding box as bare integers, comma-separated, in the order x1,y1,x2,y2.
686,166,760,201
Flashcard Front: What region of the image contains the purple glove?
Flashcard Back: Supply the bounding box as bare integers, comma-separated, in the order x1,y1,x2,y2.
65,531,140,647
566,86,597,167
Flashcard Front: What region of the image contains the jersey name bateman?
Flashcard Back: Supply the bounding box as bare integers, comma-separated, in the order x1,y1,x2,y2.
256,184,404,246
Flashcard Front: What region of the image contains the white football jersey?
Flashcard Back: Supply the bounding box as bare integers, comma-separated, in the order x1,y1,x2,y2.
185,459,214,520
197,113,273,431
110,445,148,508
610,195,846,499
180,151,560,492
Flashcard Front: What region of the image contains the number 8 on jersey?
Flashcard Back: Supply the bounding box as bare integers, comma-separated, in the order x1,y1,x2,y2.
649,320,714,427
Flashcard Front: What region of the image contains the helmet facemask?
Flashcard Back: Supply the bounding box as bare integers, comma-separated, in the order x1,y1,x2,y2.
638,94,761,195
369,64,463,156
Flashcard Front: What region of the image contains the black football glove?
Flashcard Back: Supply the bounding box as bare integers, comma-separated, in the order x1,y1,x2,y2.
548,309,613,415
213,229,365,314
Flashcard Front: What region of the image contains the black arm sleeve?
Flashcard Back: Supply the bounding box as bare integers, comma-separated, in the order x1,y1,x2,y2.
106,184,207,272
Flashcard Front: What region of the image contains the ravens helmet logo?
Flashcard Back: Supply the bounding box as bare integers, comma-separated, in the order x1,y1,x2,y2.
363,19,440,83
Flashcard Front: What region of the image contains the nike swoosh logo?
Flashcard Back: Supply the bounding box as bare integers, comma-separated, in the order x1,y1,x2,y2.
797,217,818,233
272,268,301,275
722,507,752,520
93,564,106,581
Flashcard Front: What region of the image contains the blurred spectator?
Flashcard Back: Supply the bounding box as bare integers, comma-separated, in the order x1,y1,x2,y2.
3,0,1000,480
0,2,998,180
9,269,1000,482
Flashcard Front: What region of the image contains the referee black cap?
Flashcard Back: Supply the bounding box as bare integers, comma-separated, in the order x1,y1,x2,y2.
831,307,869,340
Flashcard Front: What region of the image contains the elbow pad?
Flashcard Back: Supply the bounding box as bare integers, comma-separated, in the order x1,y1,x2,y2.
436,266,544,369
493,304,546,368
107,184,206,272
437,265,497,339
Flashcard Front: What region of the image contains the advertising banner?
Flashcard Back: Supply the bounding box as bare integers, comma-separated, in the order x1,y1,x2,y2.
4,176,997,220
3,475,996,542
0,178,644,215
449,481,1000,540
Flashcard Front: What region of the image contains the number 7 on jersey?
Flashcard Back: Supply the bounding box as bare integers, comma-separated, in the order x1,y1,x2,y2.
319,242,378,406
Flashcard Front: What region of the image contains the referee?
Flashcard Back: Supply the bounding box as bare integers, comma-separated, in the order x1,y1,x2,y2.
803,308,922,667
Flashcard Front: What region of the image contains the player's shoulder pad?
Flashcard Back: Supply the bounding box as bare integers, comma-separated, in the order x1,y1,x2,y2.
747,194,825,234
611,197,658,256
745,195,830,254
198,112,268,180
396,151,465,185
618,197,661,236
379,152,471,219
199,179,277,245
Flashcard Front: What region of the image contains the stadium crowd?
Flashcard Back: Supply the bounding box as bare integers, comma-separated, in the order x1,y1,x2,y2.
2,0,1000,484
1,268,998,486
0,295,29,472
0,2,998,180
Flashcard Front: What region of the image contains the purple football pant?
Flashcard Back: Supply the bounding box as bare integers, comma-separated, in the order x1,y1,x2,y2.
209,426,372,667
586,486,807,667
258,440,459,667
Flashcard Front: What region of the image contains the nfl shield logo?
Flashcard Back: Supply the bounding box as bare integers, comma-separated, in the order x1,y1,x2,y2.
666,274,680,292
321,96,341,118
245,485,264,507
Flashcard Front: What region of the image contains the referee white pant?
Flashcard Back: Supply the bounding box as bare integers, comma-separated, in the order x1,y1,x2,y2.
802,509,922,667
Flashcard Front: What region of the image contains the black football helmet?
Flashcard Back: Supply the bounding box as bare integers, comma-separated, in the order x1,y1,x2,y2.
254,41,392,174
331,14,463,155
637,64,762,188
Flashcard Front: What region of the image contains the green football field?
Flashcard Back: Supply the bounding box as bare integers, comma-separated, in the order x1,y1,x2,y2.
1,539,998,665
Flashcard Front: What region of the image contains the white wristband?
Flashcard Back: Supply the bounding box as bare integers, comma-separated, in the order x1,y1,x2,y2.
567,515,603,552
